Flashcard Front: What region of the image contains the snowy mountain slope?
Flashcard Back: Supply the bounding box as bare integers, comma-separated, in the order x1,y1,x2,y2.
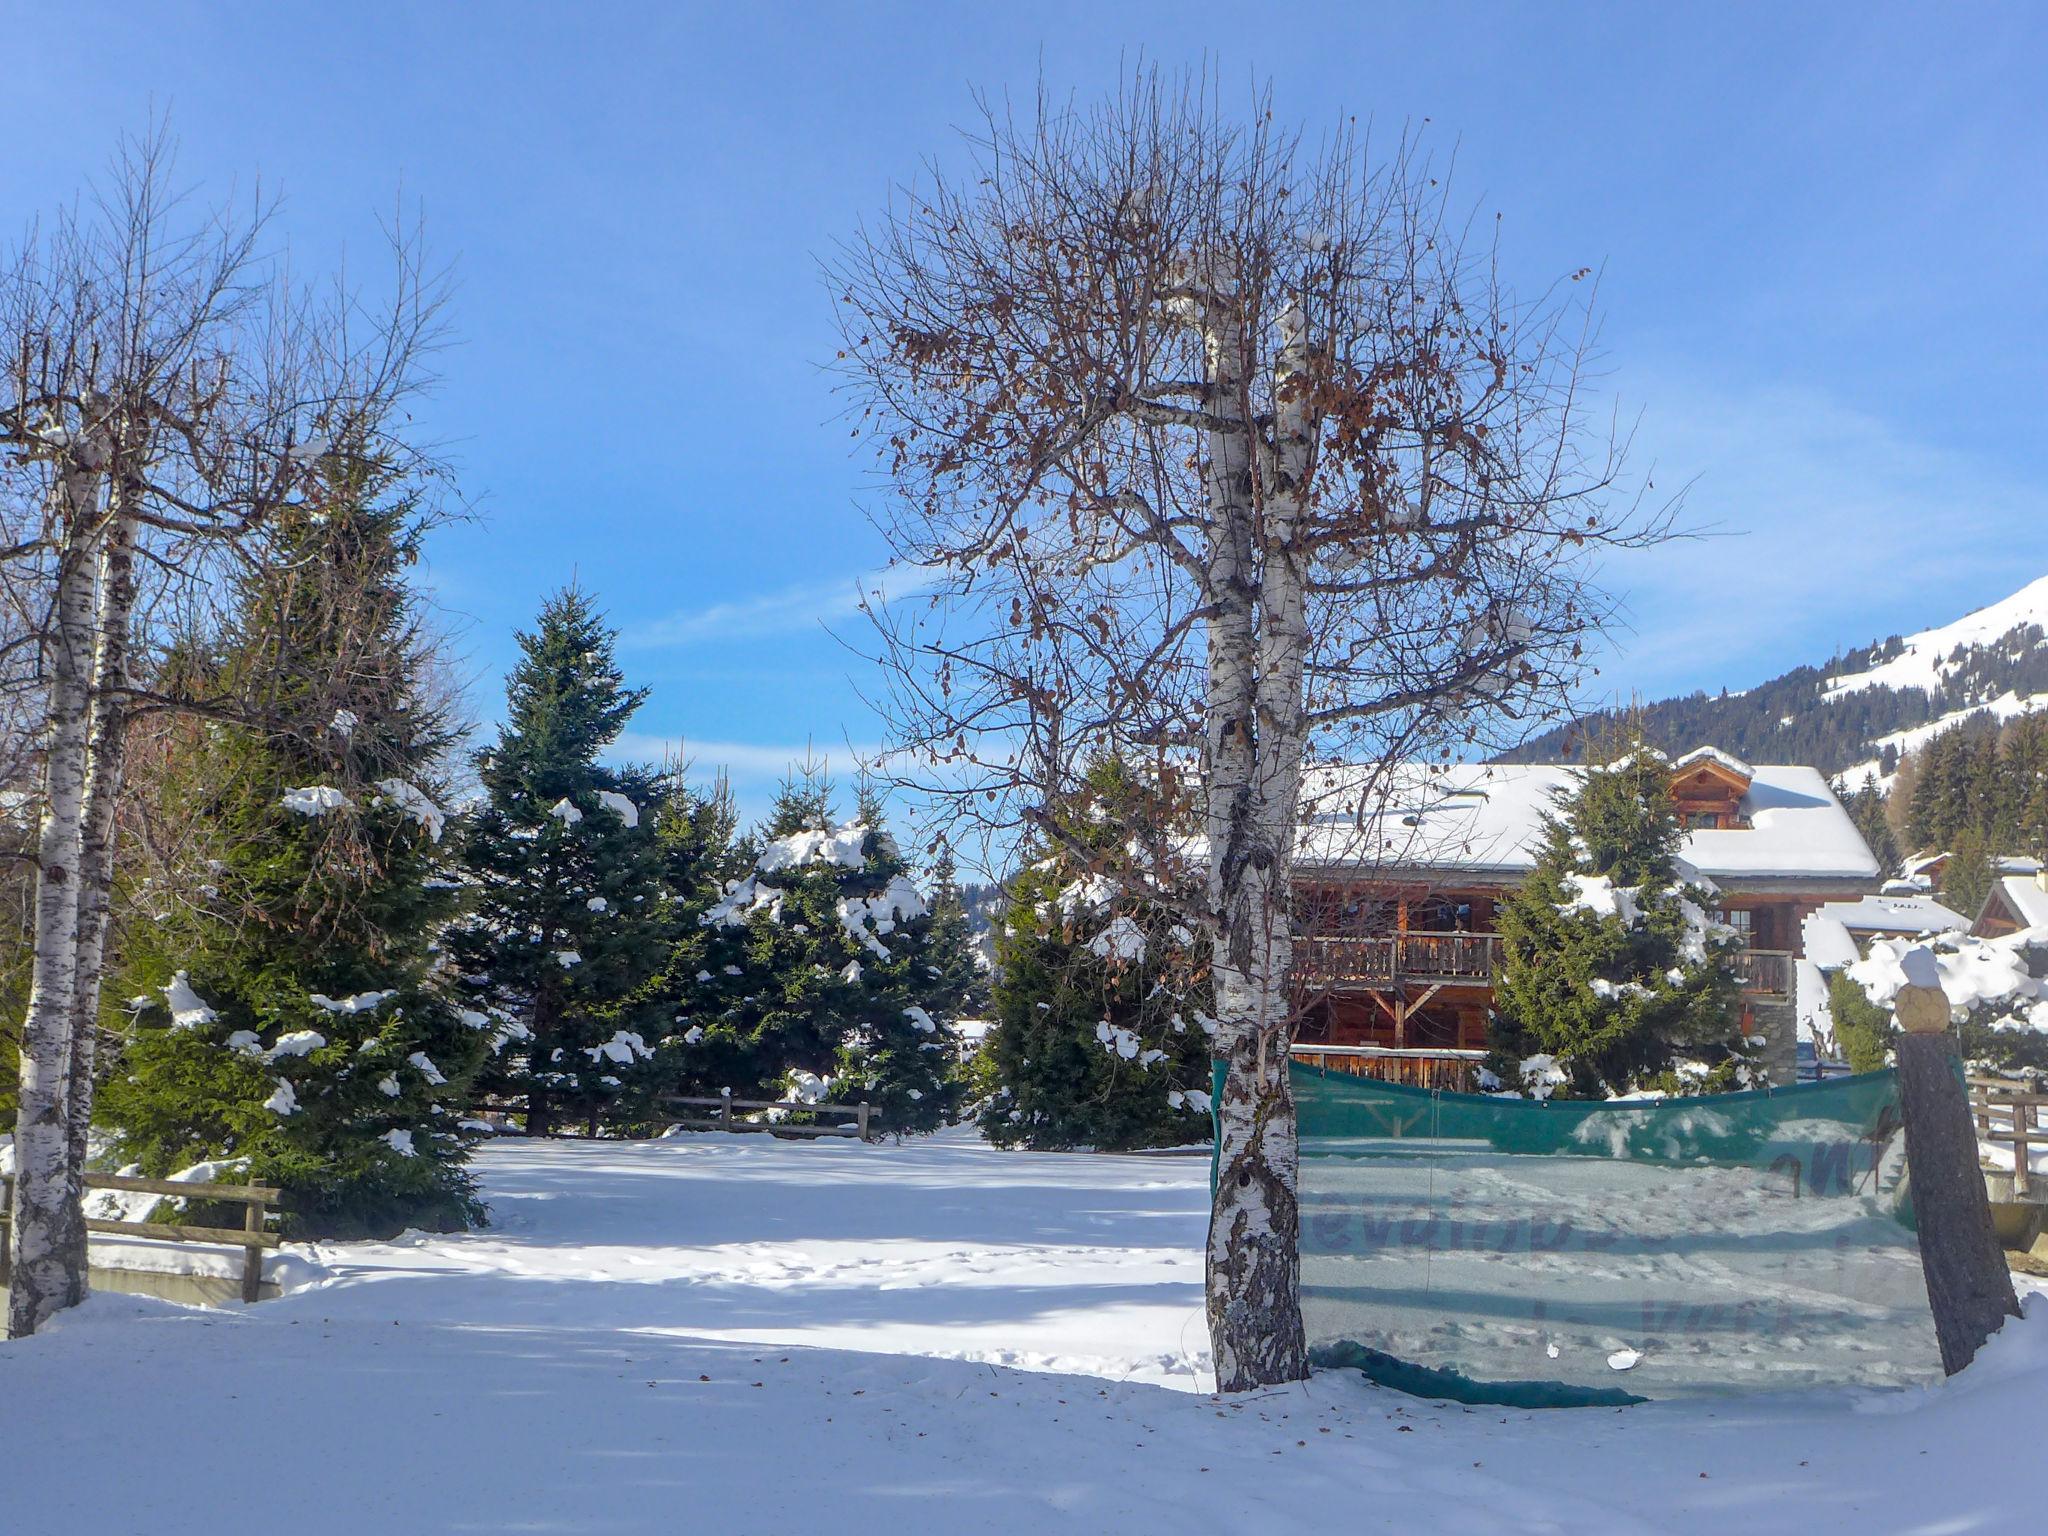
1506,573,2048,777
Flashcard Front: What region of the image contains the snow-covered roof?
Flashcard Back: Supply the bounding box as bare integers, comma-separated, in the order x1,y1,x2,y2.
1997,855,2045,876
1988,873,2048,929
1812,894,1967,937
1296,757,1881,884
1800,915,1863,972
1671,745,1754,782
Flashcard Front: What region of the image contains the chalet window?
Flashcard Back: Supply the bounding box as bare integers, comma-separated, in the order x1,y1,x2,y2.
1688,811,1720,830
1723,908,1753,944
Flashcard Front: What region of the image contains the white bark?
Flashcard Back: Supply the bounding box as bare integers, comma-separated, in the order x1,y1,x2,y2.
8,457,104,1338
1202,296,1314,1391
55,483,140,1296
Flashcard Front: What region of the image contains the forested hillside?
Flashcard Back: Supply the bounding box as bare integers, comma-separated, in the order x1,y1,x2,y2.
1503,575,2048,783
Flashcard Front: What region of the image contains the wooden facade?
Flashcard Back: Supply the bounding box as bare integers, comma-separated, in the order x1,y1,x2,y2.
1291,751,1861,1079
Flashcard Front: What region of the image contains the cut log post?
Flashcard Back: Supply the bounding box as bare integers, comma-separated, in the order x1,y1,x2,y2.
857,1102,872,1142
241,1197,265,1305
1893,981,2022,1376
721,1088,734,1131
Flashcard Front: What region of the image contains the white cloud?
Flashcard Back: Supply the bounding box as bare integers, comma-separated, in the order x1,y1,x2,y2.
1584,370,2048,697
608,734,889,780
624,562,946,648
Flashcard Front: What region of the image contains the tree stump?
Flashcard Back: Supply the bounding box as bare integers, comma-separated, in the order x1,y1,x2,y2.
1894,982,2022,1376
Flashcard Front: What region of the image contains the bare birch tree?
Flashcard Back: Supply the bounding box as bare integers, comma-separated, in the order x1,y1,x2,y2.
0,129,445,1336
832,75,1668,1390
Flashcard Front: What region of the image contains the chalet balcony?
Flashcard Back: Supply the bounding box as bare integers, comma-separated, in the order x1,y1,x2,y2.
1296,931,1501,988
1733,947,1794,999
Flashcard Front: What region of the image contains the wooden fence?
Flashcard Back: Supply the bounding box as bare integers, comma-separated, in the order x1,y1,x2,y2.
655,1090,877,1141
0,1172,281,1304
1970,1075,2045,1199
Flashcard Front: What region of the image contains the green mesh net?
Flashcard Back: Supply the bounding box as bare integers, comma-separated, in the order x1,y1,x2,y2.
1291,1065,1943,1402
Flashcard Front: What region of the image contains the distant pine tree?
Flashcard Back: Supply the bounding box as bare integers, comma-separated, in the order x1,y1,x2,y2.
444,588,672,1136
1489,729,1749,1096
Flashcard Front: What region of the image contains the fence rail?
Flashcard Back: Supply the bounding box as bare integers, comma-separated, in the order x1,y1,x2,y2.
1970,1075,2046,1199
1291,1044,1489,1093
654,1091,877,1141
1,1172,281,1304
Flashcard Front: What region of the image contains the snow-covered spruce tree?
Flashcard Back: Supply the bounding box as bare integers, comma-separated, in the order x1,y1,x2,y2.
978,763,1214,1150
1843,930,2048,1076
1489,738,1749,1097
444,588,671,1137
679,776,968,1133
100,460,488,1237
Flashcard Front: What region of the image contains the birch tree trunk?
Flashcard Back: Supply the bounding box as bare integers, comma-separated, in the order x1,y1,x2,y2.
53,488,140,1299
1204,297,1313,1391
8,464,104,1338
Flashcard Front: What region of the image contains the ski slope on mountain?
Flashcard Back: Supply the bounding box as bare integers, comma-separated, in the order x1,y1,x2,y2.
1825,574,2048,698
2,1131,2043,1535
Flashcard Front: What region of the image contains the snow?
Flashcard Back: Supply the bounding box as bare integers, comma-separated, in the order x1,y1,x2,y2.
280,784,351,817
1088,912,1149,962
265,1029,327,1060
309,989,395,1014
1991,872,2048,929
903,1006,938,1034
372,778,447,842
1824,573,2048,698
1801,914,1863,971
1559,872,1642,925
1670,744,1753,780
328,708,359,736
1298,759,1878,882
837,875,928,959
407,1051,448,1085
381,1129,416,1158
1811,894,1967,937
1847,929,2046,1020
585,1030,652,1066
162,971,219,1029
587,895,609,912
757,822,869,872
263,1078,299,1116
549,797,583,824
594,789,640,827
7,1132,2045,1536
555,950,583,968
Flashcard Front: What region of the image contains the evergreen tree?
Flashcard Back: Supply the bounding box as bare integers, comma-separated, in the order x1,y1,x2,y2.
444,588,672,1136
675,772,973,1133
1837,777,1899,874
1489,731,1749,1096
976,761,1215,1150
1827,972,1893,1074
102,461,488,1237
1940,826,1996,924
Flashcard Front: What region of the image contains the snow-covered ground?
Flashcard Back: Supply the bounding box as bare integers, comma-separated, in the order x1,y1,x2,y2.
3,1129,2045,1535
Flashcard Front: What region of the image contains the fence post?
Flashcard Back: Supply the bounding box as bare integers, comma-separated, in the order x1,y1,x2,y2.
2015,1100,2033,1200
857,1102,872,1142
721,1087,734,1131
241,1194,265,1305
1893,979,2022,1375
1,1174,11,1288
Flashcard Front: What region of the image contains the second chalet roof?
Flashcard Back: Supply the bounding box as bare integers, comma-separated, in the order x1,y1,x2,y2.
1989,873,2048,929
1296,758,1881,883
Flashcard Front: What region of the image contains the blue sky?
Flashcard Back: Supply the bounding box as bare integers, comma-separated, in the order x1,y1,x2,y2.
4,1,2045,822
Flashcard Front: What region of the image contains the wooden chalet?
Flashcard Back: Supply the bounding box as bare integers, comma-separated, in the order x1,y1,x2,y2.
1288,747,1884,1089
1972,867,2048,939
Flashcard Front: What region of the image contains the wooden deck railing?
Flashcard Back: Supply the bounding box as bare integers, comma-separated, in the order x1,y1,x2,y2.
1291,1044,1489,1093
0,1172,281,1304
655,1090,877,1141
1733,948,1794,998
1298,931,1500,986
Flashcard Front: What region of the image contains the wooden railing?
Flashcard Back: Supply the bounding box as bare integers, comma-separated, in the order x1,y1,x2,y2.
0,1172,281,1304
1970,1075,2045,1199
1733,948,1794,998
1291,1044,1488,1093
655,1090,877,1141
1298,931,1501,987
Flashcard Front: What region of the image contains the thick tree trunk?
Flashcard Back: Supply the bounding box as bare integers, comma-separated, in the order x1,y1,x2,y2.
54,499,140,1300
1895,1028,2021,1374
1203,292,1311,1391
8,493,102,1338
